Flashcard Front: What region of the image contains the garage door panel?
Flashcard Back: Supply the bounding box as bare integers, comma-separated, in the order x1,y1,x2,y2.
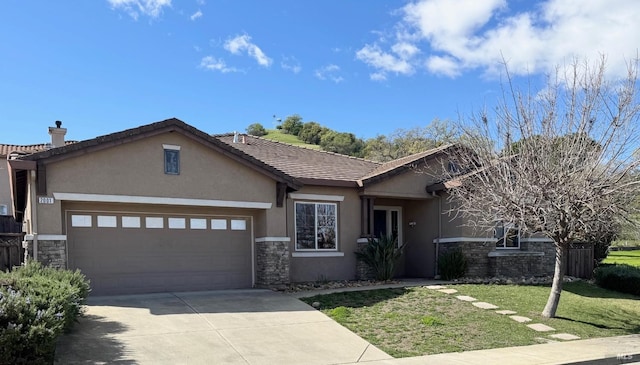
67,211,253,295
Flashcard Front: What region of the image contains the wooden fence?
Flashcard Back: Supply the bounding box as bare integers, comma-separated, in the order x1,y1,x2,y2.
565,243,595,279
0,233,24,272
0,215,22,234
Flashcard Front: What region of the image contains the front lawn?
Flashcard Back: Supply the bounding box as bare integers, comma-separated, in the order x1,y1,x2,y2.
302,282,640,358
603,250,640,267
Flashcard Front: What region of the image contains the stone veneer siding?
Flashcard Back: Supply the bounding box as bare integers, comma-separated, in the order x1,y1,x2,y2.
255,239,290,286
355,239,375,280
438,241,494,277
36,240,67,269
438,239,555,278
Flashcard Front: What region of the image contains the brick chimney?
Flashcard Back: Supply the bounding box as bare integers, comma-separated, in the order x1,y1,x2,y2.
48,120,67,148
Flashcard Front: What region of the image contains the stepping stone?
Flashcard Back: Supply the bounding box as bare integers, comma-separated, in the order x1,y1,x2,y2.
549,333,581,341
456,295,477,302
510,315,532,323
496,310,517,315
425,285,446,290
527,323,556,332
438,288,458,294
472,302,499,309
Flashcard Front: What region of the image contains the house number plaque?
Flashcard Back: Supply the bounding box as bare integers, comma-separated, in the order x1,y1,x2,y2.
38,196,54,204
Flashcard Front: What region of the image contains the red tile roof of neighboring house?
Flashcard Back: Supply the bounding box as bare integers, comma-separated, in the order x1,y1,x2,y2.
0,142,76,157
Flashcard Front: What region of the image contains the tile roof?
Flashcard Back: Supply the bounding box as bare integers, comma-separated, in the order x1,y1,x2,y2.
357,144,454,184
0,142,76,157
8,118,453,188
215,134,381,184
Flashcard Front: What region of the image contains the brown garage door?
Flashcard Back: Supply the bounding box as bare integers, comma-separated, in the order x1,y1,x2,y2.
67,210,252,295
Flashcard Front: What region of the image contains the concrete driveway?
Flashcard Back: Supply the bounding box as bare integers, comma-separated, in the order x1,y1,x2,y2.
55,289,391,365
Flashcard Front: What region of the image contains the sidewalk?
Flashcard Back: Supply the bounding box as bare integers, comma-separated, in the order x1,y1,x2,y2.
289,279,640,365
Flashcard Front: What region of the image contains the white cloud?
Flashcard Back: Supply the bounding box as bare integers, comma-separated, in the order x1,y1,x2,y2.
190,10,202,21
315,64,344,83
359,0,640,80
196,0,205,4
199,56,239,73
370,72,387,81
224,34,272,67
107,0,171,20
356,44,415,80
281,56,302,74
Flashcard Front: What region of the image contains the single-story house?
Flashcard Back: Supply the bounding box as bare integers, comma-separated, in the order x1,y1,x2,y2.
5,118,554,295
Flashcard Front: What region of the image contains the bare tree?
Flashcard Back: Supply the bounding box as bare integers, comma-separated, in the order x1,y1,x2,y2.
443,57,640,318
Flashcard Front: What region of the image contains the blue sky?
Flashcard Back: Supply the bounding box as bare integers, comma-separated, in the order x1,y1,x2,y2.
1,0,639,145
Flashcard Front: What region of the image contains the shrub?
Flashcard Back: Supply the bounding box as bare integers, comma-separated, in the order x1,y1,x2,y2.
438,248,468,280
0,261,90,364
594,264,640,296
355,235,405,281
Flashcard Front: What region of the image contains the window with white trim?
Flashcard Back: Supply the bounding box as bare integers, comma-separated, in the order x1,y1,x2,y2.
163,144,180,175
494,223,520,249
295,202,337,250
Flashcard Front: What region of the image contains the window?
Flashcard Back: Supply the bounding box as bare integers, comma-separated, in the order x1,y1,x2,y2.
231,219,246,231
295,202,337,250
495,223,520,249
211,219,227,230
145,217,164,229
122,216,141,228
71,215,92,227
97,215,117,228
163,145,180,175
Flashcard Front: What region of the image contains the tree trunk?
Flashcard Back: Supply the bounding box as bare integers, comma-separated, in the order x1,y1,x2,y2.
542,244,568,318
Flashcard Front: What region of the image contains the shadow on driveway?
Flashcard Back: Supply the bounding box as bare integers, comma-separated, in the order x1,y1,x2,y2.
56,314,133,364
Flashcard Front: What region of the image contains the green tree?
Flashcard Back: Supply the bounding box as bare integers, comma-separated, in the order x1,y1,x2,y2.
298,122,327,145
246,123,267,136
279,114,304,135
320,131,365,157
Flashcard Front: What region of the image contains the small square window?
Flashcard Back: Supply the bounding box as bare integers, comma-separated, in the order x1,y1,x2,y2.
211,219,227,230
231,219,246,231
164,149,180,175
146,217,164,229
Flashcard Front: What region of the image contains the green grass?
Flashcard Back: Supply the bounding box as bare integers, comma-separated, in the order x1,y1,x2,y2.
302,282,640,358
603,250,640,267
262,129,321,149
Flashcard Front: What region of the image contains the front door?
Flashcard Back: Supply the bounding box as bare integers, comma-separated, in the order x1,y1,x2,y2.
373,206,402,245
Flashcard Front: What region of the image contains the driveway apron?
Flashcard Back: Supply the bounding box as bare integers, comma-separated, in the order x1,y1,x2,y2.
55,289,391,365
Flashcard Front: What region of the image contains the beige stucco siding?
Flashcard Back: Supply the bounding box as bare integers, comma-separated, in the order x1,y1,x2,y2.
286,186,361,282
363,170,432,199
363,159,447,199
36,132,281,234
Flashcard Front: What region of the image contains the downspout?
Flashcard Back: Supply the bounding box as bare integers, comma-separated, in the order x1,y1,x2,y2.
30,170,38,261
432,191,442,278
